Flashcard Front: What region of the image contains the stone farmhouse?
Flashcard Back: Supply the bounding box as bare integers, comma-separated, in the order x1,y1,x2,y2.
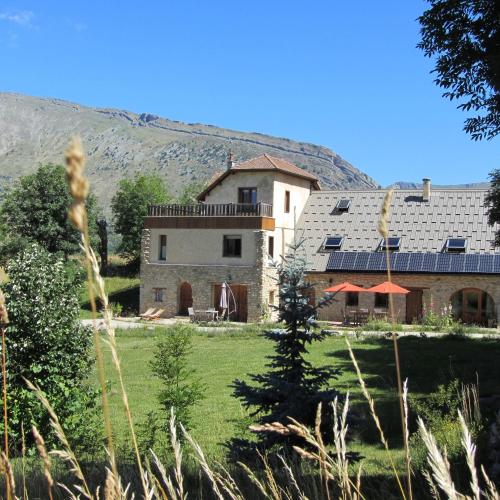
140,155,500,326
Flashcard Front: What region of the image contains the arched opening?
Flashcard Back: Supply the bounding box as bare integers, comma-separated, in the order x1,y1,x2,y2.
450,288,496,326
178,282,193,316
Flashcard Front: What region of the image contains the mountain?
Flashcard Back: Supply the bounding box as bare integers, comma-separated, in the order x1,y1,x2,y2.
390,181,490,189
0,92,378,210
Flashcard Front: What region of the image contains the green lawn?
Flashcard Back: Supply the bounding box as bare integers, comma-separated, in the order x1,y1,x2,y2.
100,326,500,471
80,276,140,318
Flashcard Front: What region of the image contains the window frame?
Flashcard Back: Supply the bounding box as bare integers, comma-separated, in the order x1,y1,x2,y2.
336,199,351,211
284,190,290,213
323,236,343,250
379,237,401,252
445,238,467,253
158,234,167,261
374,293,389,308
222,234,242,258
345,291,359,307
268,235,274,259
238,187,257,205
153,288,165,302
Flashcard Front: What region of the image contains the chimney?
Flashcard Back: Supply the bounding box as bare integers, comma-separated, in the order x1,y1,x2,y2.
227,151,235,171
422,178,431,201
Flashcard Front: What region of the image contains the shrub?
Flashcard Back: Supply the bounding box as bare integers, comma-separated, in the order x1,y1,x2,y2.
150,323,205,434
1,244,100,455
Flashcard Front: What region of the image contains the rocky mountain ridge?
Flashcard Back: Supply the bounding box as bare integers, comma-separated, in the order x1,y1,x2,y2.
0,92,378,209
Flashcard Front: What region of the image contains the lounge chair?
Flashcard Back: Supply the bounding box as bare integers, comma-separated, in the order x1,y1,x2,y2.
139,307,156,319
147,309,165,321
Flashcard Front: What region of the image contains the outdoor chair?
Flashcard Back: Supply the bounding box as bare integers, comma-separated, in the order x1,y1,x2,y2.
188,307,196,323
139,307,156,319
146,309,165,321
207,307,219,321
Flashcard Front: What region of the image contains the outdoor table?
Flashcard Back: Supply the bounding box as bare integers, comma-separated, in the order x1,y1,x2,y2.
195,310,219,322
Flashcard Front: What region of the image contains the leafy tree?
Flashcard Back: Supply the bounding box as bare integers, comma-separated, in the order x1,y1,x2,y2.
111,174,171,262
418,0,500,140
0,164,98,256
176,180,208,205
1,244,99,454
485,168,500,245
150,323,205,433
231,240,341,452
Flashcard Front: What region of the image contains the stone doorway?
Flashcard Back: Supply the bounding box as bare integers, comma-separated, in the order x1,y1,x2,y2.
178,282,193,316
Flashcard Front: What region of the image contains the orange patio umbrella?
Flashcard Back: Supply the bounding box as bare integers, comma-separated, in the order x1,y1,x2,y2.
324,282,367,293
367,281,410,294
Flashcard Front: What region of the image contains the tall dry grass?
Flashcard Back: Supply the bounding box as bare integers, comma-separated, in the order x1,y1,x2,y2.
0,139,497,499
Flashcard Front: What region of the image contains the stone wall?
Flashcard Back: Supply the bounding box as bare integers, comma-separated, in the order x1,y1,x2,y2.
306,272,500,326
140,228,278,322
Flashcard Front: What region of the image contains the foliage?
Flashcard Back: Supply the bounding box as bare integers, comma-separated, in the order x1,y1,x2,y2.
111,173,171,262
418,0,500,140
410,379,483,474
421,303,457,330
231,240,341,451
0,244,99,455
176,180,208,205
0,164,98,257
485,168,500,246
150,323,205,434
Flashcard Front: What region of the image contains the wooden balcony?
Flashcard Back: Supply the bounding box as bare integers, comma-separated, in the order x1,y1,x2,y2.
148,202,273,218
145,203,275,230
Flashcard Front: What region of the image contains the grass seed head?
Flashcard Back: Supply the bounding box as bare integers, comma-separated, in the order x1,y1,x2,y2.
65,137,89,232
378,188,394,239
0,290,8,325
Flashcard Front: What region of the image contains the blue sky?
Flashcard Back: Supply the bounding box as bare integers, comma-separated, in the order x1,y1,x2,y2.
0,1,498,185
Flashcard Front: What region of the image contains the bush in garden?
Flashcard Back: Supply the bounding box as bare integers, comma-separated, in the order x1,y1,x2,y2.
1,244,100,455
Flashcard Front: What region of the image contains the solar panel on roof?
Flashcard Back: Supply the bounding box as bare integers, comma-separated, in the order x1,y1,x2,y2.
478,254,494,273
464,254,479,272
494,255,500,273
449,253,465,273
435,254,451,273
394,253,410,272
368,252,385,271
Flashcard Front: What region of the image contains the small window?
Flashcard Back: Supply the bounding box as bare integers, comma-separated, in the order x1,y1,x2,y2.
268,236,274,259
269,290,275,307
153,288,165,302
336,199,351,211
158,235,167,261
346,292,359,307
446,238,467,252
238,188,257,205
324,236,343,250
223,235,242,257
375,293,389,308
379,237,401,251
284,190,290,213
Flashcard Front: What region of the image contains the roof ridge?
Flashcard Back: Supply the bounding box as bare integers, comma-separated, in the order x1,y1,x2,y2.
264,153,281,171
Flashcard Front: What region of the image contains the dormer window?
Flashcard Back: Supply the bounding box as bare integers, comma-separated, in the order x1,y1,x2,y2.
336,199,351,212
379,237,401,251
446,238,467,253
324,236,343,250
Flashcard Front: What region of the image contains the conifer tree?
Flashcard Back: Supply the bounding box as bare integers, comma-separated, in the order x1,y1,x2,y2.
231,240,341,451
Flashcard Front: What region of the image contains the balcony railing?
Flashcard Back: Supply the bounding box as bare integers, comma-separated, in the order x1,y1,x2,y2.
148,202,273,218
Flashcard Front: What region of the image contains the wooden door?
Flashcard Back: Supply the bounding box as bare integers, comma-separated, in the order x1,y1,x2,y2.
406,289,423,324
462,289,482,324
178,282,193,316
214,284,248,322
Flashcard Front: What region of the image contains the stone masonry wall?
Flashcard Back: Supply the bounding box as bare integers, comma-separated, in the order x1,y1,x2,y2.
307,272,500,326
140,228,278,322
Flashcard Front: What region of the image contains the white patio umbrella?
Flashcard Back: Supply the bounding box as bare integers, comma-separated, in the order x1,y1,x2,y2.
219,282,228,320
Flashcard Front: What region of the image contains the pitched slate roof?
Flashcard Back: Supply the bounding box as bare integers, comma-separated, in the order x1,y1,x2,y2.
197,154,320,200
296,189,499,272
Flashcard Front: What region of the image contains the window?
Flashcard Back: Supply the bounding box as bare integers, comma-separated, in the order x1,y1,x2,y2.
336,199,351,211
268,236,274,259
446,238,467,253
153,288,165,302
223,235,242,257
324,236,343,250
284,190,290,213
346,292,359,307
158,234,167,261
375,293,389,308
379,237,401,251
269,290,275,307
238,187,257,205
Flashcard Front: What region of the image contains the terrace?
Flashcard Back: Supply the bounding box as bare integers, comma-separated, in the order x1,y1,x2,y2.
148,202,273,217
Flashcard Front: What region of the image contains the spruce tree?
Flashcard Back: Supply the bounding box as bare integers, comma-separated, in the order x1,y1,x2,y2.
231,240,341,451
